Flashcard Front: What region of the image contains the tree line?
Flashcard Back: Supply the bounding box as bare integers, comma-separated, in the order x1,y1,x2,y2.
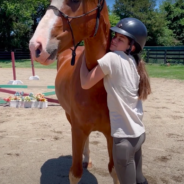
0,0,183,50
0,0,49,50
110,0,184,46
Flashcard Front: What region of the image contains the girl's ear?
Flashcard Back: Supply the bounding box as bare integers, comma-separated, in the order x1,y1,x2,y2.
131,45,136,52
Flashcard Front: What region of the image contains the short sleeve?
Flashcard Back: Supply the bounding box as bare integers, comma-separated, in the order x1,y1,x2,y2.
97,52,114,76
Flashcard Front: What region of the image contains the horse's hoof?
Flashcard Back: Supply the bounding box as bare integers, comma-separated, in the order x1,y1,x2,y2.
83,162,92,169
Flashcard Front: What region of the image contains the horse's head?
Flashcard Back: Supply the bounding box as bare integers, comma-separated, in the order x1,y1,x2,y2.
29,0,106,65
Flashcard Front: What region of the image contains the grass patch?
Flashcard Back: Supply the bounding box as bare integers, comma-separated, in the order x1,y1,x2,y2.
0,60,184,80
146,63,184,80
0,59,57,69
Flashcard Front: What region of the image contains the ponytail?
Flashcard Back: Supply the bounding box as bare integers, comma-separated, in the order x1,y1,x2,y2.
133,54,151,100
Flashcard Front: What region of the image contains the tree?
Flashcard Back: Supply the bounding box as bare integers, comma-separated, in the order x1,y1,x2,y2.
108,5,121,27
0,1,31,50
29,0,50,36
0,0,49,50
161,0,184,45
112,0,176,46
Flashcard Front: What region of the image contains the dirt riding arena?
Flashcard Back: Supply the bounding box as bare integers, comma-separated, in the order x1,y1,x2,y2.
0,68,184,184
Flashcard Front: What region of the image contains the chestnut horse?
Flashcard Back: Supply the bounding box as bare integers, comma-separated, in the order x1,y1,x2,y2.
29,0,119,183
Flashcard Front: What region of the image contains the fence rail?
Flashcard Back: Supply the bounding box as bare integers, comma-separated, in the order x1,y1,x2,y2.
1,47,184,64
0,49,30,60
143,46,184,64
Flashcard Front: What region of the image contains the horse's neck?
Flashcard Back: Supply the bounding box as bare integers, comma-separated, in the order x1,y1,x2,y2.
84,21,110,70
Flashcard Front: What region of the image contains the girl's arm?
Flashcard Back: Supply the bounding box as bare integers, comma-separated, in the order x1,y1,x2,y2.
80,57,105,89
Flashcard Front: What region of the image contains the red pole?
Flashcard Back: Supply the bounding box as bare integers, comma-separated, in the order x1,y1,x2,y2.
30,52,35,76
11,51,16,80
0,88,59,104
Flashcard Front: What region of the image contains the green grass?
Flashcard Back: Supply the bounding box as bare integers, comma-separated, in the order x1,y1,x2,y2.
0,60,184,80
0,59,57,69
146,64,184,80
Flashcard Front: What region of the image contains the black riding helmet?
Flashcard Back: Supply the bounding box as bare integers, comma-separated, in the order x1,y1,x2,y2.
110,18,147,54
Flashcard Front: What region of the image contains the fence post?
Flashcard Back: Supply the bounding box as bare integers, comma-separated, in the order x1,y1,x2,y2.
146,50,149,63
164,50,167,64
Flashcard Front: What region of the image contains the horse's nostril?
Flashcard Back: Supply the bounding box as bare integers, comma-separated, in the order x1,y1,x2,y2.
36,49,41,58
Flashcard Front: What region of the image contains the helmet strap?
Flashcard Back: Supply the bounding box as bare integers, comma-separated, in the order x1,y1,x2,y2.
126,40,134,55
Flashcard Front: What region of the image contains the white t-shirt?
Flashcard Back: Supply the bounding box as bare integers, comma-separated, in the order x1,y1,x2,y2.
98,51,145,138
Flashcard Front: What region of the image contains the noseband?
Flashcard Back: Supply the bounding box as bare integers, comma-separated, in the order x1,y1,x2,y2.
47,0,104,65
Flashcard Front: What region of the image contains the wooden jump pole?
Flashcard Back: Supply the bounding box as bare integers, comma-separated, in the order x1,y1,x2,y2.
0,85,58,104
30,52,35,76
11,52,16,80
8,52,23,85
0,85,55,89
0,88,59,104
29,52,39,80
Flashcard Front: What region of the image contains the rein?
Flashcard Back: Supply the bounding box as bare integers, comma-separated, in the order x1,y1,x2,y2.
47,0,105,65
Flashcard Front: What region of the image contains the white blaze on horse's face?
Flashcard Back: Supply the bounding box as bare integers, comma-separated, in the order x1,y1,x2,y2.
29,0,65,65
29,0,98,65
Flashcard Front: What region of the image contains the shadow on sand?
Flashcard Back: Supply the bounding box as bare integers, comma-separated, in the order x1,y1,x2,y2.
40,155,98,184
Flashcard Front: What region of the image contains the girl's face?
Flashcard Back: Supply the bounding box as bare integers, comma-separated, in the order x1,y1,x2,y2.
110,33,130,52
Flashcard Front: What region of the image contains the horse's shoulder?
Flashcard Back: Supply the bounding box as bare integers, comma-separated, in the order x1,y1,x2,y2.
57,46,85,69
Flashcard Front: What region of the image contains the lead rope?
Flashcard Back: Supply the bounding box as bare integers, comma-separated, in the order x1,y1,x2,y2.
65,18,82,65
70,42,82,65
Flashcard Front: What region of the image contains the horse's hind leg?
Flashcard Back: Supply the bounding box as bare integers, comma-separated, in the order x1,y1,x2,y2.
82,136,92,168
104,133,120,184
69,125,89,184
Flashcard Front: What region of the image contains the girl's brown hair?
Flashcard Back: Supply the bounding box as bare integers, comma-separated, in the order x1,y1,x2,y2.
133,54,151,100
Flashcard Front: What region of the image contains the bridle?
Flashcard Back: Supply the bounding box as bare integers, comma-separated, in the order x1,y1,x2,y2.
47,0,105,65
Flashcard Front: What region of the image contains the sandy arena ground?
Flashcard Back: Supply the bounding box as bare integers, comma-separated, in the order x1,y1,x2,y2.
0,68,184,184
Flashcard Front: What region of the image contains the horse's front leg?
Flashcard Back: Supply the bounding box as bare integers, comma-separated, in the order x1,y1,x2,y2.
69,125,89,184
82,136,92,168
104,133,120,184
